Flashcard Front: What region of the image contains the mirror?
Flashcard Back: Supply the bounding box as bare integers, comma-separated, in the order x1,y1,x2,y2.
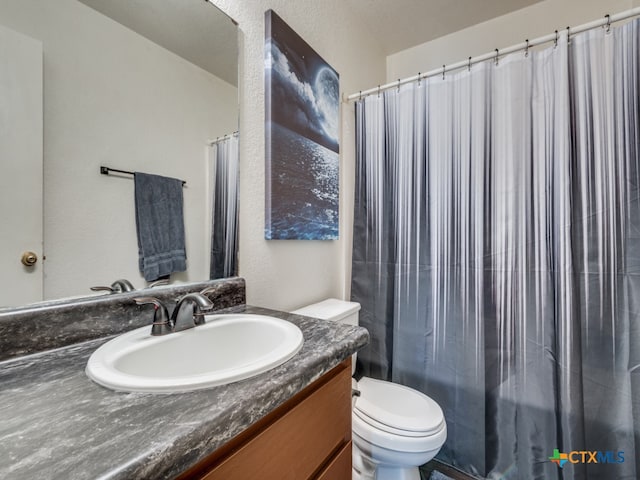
0,0,239,308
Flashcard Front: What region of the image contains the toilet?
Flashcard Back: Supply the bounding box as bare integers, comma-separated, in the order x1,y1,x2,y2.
292,299,447,480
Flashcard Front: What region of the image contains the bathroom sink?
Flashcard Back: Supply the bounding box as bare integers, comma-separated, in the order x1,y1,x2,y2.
86,314,304,393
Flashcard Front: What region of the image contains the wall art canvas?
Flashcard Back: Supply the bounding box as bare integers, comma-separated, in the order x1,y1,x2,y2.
265,10,340,240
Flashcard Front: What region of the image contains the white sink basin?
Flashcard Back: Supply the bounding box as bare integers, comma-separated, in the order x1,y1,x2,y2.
86,314,304,393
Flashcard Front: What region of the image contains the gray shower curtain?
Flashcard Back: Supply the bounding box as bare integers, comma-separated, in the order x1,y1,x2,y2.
209,133,239,279
352,20,640,480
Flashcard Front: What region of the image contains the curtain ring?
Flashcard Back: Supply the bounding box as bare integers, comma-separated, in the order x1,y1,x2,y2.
566,26,571,43
524,39,529,57
468,56,472,71
377,85,381,98
442,65,445,80
605,14,611,34
359,90,362,101
494,49,499,65
554,30,558,48
417,72,421,87
397,78,401,92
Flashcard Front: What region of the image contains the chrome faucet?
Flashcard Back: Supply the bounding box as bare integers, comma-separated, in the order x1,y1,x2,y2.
91,279,136,294
134,292,213,335
171,293,214,331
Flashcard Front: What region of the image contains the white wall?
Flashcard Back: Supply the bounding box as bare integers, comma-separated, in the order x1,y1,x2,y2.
0,0,238,299
388,0,640,81
211,1,386,310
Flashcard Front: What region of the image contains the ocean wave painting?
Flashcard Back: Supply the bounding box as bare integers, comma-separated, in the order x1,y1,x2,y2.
265,10,339,240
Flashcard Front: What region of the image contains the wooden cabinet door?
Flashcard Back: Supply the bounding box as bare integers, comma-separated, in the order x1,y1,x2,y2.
196,361,352,480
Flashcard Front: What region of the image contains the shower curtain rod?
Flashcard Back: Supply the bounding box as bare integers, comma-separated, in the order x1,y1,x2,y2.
207,131,239,146
346,7,640,102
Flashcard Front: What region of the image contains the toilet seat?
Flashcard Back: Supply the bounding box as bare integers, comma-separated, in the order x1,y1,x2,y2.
355,409,441,438
353,412,446,454
352,377,447,453
354,377,445,435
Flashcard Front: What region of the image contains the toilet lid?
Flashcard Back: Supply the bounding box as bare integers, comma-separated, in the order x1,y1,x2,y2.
354,377,444,435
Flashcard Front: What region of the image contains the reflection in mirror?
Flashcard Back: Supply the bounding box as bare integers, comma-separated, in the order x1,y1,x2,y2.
0,0,239,309
209,132,239,279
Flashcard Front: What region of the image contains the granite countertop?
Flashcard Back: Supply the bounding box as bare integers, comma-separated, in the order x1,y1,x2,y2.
0,304,369,480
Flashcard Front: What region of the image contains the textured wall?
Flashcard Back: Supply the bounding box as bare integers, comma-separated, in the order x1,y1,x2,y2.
211,0,386,310
387,0,640,80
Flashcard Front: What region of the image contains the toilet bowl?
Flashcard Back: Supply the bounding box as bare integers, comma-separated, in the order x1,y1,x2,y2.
291,299,447,480
352,376,446,480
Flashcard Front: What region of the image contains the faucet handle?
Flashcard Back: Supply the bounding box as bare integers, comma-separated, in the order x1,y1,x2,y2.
149,278,170,288
133,297,172,336
90,285,115,293
199,286,217,296
91,279,135,294
197,288,217,326
133,296,163,307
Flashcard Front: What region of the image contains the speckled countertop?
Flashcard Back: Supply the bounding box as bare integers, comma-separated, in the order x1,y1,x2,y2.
0,304,369,480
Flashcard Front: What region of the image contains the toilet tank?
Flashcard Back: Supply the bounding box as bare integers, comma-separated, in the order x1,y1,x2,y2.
292,299,361,374
291,298,360,326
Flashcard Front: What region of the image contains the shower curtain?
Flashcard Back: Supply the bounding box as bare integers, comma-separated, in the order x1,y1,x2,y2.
209,134,239,279
352,20,640,480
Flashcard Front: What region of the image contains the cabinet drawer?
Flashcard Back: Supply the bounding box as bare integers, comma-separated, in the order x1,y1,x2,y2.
202,362,351,480
315,441,352,480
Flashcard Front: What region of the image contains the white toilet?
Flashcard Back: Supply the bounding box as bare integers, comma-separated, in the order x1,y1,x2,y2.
292,299,447,480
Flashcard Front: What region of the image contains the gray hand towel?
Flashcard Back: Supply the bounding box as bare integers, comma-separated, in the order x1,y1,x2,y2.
134,172,187,281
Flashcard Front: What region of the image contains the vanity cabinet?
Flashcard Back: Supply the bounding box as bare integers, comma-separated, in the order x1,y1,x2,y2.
178,359,352,480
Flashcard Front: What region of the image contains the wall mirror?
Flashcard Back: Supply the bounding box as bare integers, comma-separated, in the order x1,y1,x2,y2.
0,0,239,309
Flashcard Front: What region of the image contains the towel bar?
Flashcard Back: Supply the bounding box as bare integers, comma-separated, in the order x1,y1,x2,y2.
100,166,186,186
